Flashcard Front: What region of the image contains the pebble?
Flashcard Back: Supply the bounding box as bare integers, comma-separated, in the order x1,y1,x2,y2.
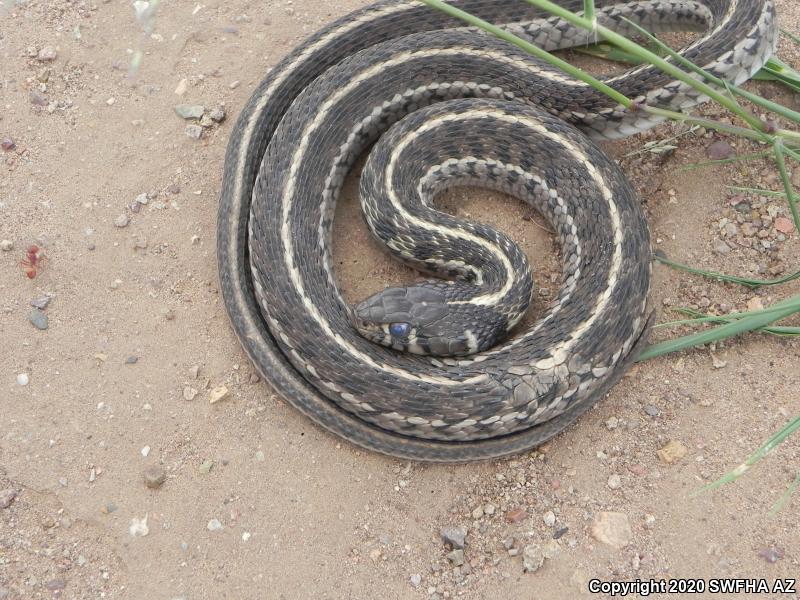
185,124,204,139
242,531,251,542
446,549,465,566
114,213,130,228
141,445,151,457
30,295,51,309
174,78,189,95
198,460,214,474
483,503,495,515
712,240,731,255
440,526,467,549
657,440,687,464
543,510,556,527
229,80,241,89
207,518,224,531
707,139,734,160
29,309,48,330
0,488,17,509
209,386,230,404
643,404,659,417
143,466,167,489
471,506,484,519
16,373,29,386
183,386,198,401
605,416,619,430
129,515,149,537
775,217,795,234
410,574,422,588
506,507,526,523
522,543,544,573
37,46,57,61
1,138,15,151
758,546,784,563
0,240,13,251
209,107,226,123
29,90,48,106
125,356,138,364
607,474,622,490
174,104,205,120
590,512,632,549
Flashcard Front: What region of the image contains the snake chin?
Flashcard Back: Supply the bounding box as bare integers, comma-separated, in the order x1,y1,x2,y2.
352,283,504,357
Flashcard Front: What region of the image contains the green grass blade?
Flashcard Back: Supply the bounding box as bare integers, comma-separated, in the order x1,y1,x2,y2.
681,151,773,171
694,414,800,495
655,255,800,288
769,472,800,515
636,295,800,361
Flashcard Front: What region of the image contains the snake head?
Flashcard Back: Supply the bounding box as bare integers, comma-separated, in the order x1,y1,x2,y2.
352,284,487,357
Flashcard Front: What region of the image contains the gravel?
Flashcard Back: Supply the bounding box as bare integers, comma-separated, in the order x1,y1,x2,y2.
185,124,204,139
175,104,205,120
114,213,130,228
16,373,29,386
207,518,224,531
522,543,545,573
30,295,51,309
0,240,13,251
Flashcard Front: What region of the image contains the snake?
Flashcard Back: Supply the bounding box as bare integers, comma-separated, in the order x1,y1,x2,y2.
217,0,778,462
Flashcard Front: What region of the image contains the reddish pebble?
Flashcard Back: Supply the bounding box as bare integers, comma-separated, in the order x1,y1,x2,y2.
506,507,527,523
628,464,648,477
707,139,734,160
775,217,795,234
1,138,14,151
549,479,561,490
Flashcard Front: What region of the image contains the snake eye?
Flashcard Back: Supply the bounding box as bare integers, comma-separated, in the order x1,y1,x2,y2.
389,322,411,338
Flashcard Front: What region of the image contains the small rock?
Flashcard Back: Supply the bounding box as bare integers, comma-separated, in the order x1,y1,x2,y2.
185,124,204,139
657,440,687,464
506,507,527,523
0,240,13,251
198,460,214,474
484,503,495,515
543,510,556,527
129,515,149,537
114,213,130,228
711,353,727,369
707,139,734,160
209,107,226,123
229,80,241,89
143,466,166,489
643,404,659,417
471,506,484,520
440,526,467,549
134,192,149,205
522,543,544,572
209,386,230,404
207,518,224,531
242,532,251,542
446,549,465,566
502,536,515,550
0,489,17,509
45,579,65,591
758,546,784,563
29,90,49,106
713,240,731,255
174,78,188,96
746,297,764,312
183,386,198,401
174,104,205,120
16,373,29,386
410,574,422,588
30,295,51,309
605,416,619,430
775,217,795,234
125,356,138,364
1,138,15,151
607,474,622,489
29,309,48,330
591,512,632,549
37,46,58,61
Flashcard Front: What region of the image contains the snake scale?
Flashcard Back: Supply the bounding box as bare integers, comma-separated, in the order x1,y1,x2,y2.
218,0,778,461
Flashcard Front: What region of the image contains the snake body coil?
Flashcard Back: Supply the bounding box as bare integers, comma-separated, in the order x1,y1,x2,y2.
218,0,777,461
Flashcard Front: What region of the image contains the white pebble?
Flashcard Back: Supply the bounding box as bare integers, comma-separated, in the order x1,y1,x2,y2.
242,531,251,542
141,445,150,457
16,373,29,386
207,518,223,531
129,515,149,537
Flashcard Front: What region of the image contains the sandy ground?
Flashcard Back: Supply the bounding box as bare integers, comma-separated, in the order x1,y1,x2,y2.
1,1,800,598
